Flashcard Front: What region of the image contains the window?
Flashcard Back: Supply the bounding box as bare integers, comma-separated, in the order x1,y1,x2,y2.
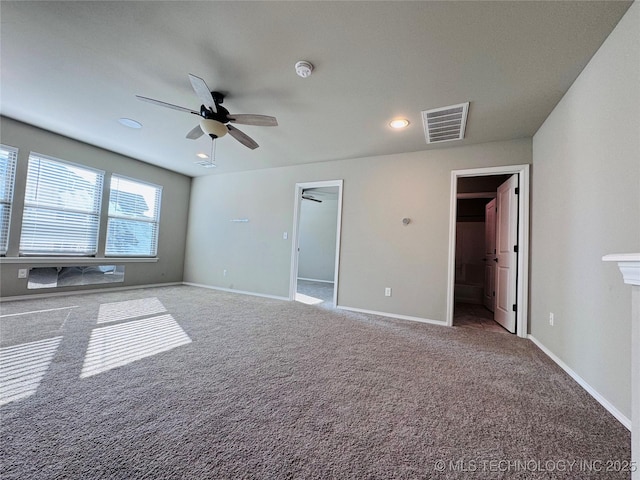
20,153,104,256
0,145,18,255
106,175,162,257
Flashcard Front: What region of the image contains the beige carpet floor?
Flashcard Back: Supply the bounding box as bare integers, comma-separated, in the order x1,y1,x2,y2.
0,285,631,479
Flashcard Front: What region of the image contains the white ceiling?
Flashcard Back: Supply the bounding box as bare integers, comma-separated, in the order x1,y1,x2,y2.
0,1,631,177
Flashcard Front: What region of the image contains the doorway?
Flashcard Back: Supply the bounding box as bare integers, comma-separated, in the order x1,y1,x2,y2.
453,178,505,332
289,180,343,308
447,165,530,338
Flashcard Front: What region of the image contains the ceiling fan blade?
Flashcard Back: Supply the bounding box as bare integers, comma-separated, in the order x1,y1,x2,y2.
188,74,217,113
136,95,198,114
186,124,204,139
227,125,259,150
228,114,278,127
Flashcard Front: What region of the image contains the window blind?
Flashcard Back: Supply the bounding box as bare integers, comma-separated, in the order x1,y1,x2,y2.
20,153,104,256
106,175,162,257
0,145,18,255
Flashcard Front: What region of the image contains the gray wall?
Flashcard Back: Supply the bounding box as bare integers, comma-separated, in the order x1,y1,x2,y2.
184,138,531,320
298,195,338,282
531,1,640,420
0,117,191,297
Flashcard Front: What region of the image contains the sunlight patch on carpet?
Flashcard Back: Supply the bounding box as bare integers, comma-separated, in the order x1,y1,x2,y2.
97,297,166,324
0,336,62,405
81,314,191,378
295,293,324,305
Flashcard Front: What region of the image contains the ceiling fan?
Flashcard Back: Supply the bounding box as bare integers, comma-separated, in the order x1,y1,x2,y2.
302,189,322,203
136,74,277,150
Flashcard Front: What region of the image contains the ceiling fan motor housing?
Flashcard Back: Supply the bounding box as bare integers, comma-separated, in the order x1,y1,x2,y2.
200,100,231,124
211,91,224,104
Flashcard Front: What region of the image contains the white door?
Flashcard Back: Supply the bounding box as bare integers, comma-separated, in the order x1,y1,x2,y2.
494,175,518,333
483,198,496,312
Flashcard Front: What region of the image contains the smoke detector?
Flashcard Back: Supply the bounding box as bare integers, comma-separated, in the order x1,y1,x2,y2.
295,61,314,78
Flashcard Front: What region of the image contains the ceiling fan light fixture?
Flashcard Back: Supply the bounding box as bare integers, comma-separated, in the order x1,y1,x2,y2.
200,119,228,138
389,118,410,129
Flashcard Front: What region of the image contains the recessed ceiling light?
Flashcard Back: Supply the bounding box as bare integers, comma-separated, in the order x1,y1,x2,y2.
389,118,410,129
118,118,142,129
196,153,209,159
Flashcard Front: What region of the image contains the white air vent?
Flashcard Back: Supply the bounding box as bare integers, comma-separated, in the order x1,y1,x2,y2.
194,160,216,168
422,102,469,144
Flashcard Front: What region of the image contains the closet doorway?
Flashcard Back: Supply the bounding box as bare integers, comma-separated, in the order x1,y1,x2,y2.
447,165,530,338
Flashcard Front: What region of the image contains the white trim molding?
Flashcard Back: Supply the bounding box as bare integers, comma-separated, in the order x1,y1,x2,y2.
603,252,640,479
183,282,289,302
297,277,335,284
603,253,640,286
337,305,446,327
0,256,159,265
529,335,631,430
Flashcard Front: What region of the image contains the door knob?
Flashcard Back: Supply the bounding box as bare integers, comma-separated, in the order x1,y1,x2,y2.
493,258,498,263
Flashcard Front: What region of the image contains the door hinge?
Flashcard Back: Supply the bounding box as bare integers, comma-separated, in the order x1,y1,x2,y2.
512,304,517,312
515,187,519,195
514,245,518,253
493,291,495,297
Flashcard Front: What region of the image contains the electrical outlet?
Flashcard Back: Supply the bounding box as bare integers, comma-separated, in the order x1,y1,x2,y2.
385,287,392,297
18,269,28,279
283,232,288,240
549,312,554,326
223,269,227,277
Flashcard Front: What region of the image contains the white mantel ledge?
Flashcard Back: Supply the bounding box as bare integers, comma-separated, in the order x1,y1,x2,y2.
603,253,640,286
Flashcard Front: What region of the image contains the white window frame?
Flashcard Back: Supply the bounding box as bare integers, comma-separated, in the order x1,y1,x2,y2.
19,153,105,256
0,145,18,255
106,174,162,257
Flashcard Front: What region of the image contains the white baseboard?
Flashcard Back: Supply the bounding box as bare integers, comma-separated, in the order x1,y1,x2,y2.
528,335,631,431
183,282,289,301
0,282,183,302
297,277,334,284
337,305,446,327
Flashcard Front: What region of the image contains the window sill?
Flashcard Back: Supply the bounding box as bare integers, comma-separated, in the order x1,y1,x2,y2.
0,257,159,265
